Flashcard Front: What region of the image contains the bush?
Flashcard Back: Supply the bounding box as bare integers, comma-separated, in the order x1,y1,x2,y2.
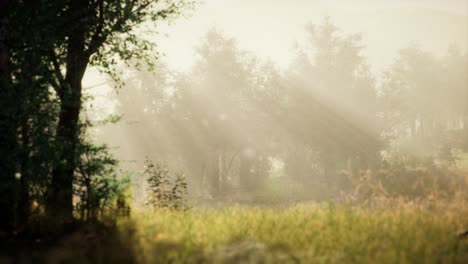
74,142,131,221
350,156,468,201
144,160,188,209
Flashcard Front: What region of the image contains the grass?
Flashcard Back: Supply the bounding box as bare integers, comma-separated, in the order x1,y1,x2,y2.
118,200,468,263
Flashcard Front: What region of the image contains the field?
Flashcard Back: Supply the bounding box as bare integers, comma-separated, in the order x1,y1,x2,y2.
3,198,468,263
115,200,468,263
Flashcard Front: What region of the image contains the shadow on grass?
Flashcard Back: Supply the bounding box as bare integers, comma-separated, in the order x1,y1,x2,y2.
0,221,137,264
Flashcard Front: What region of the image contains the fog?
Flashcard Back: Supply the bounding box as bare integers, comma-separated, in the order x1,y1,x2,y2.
86,0,468,205
155,0,467,72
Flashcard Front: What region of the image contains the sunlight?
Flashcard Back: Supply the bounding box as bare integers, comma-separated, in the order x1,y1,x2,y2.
3,1,468,262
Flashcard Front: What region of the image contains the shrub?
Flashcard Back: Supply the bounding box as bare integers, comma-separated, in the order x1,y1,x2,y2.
74,142,131,221
350,156,468,201
144,160,188,209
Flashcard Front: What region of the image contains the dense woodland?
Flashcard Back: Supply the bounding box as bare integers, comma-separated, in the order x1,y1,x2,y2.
0,0,467,263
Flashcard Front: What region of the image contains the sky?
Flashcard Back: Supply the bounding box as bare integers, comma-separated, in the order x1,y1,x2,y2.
153,0,468,72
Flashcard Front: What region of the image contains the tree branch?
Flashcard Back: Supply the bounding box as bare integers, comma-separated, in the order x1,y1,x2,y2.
87,0,105,56
49,49,66,99
85,1,161,57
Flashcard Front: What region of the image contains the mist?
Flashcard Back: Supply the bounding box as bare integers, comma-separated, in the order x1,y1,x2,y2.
3,0,468,262
87,0,468,206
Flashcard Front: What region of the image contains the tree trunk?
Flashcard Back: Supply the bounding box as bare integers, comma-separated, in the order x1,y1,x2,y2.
0,0,19,233
16,47,42,230
49,91,83,220
208,151,221,197
239,154,253,191
48,0,89,222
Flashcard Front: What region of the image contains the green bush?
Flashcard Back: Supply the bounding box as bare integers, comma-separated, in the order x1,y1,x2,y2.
74,142,131,221
144,160,188,209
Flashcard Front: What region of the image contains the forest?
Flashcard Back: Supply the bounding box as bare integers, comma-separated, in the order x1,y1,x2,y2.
0,0,467,263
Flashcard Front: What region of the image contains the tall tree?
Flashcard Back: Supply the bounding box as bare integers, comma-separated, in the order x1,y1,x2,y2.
285,18,381,191
4,0,190,223
380,46,468,156
0,0,17,232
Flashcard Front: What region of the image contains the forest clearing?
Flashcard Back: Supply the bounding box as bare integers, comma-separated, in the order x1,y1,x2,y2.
1,1,467,263
3,198,468,263
123,201,468,263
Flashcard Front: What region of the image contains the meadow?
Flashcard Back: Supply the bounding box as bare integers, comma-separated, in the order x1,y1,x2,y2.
115,199,468,263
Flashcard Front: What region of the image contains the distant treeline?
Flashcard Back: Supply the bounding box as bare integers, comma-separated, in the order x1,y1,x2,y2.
107,20,468,203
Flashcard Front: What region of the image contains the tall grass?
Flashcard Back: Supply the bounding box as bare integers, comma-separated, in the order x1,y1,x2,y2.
118,198,468,263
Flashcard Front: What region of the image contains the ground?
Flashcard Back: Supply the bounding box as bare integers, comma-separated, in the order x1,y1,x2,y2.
1,200,467,263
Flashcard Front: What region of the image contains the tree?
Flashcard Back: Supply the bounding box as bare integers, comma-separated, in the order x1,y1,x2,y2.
380,45,468,156
284,18,381,193
3,0,190,225
0,0,17,232
113,30,280,197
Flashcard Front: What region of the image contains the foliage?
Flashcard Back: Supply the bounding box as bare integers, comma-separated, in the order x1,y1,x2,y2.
74,141,131,221
349,155,468,201
111,19,467,204
73,113,131,221
144,160,188,209
379,45,467,156
112,20,383,200
1,0,191,229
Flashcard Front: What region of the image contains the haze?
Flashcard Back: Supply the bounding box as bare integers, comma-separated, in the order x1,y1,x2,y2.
84,0,468,205
3,1,468,261
156,0,468,72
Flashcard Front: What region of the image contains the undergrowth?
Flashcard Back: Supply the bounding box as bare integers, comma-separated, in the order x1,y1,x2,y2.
118,197,468,263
